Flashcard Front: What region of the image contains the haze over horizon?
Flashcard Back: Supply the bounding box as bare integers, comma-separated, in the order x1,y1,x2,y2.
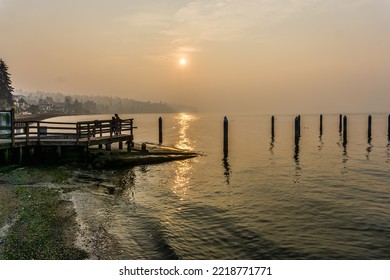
1,0,389,114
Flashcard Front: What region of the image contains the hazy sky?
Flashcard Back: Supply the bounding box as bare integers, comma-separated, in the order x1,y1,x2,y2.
1,0,389,113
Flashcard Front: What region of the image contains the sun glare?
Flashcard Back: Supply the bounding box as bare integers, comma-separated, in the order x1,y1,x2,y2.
179,58,187,66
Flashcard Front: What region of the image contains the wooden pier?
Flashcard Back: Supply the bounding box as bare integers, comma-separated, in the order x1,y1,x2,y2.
1,109,135,164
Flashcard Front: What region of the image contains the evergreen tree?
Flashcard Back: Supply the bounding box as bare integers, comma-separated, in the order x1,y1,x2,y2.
0,58,14,109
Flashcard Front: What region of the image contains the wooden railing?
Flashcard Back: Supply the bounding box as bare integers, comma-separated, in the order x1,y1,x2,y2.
1,110,135,148
76,118,134,143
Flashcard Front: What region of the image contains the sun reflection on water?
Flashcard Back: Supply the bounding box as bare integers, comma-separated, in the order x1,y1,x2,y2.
174,113,198,151
171,113,199,200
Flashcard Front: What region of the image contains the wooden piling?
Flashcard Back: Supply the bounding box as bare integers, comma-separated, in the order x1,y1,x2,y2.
158,117,163,144
343,115,348,144
320,114,323,135
106,143,111,151
271,115,275,138
10,108,15,147
388,114,390,140
223,116,228,153
119,141,123,150
298,115,301,137
294,116,300,145
339,114,342,132
368,115,372,139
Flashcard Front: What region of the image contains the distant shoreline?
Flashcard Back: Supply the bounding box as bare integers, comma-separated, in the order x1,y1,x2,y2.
15,113,71,122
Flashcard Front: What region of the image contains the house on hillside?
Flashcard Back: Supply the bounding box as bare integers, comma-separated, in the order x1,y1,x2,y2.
12,95,30,113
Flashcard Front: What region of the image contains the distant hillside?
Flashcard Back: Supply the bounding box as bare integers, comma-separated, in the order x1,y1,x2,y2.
14,89,197,114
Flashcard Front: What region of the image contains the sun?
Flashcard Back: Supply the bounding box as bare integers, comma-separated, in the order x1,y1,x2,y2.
179,58,187,66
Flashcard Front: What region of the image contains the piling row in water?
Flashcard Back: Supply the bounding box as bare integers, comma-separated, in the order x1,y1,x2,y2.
156,114,390,154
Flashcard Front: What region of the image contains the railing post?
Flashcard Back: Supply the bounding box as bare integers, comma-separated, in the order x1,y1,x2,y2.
25,122,29,145
110,120,113,141
130,119,134,140
37,121,41,145
87,123,91,142
98,121,103,149
76,123,80,144
10,108,15,147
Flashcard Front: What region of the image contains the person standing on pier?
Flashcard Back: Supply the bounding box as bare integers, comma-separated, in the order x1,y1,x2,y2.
114,114,121,135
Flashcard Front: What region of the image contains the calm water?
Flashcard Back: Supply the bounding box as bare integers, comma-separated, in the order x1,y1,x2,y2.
50,113,390,259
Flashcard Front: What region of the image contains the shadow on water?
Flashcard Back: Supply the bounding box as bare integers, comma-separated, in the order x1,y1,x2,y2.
318,134,324,151
293,143,301,184
342,143,348,173
269,136,275,155
337,131,348,172
222,151,231,185
366,136,373,160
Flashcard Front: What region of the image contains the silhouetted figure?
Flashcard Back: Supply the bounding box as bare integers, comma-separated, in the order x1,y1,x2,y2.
114,114,121,135
111,116,116,136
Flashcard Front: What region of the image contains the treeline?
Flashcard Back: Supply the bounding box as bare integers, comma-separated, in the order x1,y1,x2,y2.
15,90,196,114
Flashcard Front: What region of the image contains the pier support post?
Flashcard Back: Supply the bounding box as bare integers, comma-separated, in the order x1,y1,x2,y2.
127,141,132,152
141,143,147,153
320,114,323,135
271,115,275,138
4,149,10,163
19,148,23,164
368,115,372,139
29,147,35,158
339,114,342,132
343,115,348,145
158,117,163,144
119,141,123,150
56,146,62,158
106,143,111,151
223,116,228,154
